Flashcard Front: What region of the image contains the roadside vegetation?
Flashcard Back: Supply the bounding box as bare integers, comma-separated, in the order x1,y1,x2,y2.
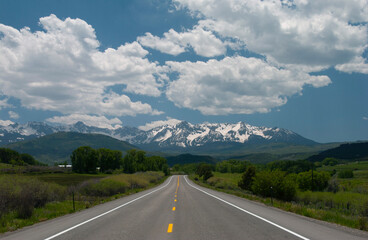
183,159,368,231
0,147,168,233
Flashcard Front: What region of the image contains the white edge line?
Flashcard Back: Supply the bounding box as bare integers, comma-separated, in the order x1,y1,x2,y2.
184,176,309,240
44,176,173,240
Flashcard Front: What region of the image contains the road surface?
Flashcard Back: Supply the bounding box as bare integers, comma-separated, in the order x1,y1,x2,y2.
1,175,367,240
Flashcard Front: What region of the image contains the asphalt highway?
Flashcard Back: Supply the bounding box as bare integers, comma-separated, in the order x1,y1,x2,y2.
1,175,367,240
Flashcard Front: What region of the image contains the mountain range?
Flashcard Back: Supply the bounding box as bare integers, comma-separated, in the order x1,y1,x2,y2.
0,121,316,151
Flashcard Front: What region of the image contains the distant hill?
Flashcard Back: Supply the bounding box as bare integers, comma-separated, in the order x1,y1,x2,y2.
308,142,368,162
166,154,217,166
6,132,137,165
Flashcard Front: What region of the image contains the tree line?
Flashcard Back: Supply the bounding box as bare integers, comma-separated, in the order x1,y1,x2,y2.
0,148,46,166
185,158,333,201
71,146,169,175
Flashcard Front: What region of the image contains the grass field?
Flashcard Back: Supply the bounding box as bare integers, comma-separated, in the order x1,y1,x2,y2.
34,173,107,186
0,171,166,233
192,162,368,231
318,161,368,193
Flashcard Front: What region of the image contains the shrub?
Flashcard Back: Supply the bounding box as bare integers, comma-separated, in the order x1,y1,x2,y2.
297,170,330,191
338,170,354,179
196,164,213,182
238,166,256,191
326,179,339,193
252,170,296,201
0,175,67,219
79,179,127,197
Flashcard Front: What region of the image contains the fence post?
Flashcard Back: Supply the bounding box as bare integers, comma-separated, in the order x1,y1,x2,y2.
73,191,75,212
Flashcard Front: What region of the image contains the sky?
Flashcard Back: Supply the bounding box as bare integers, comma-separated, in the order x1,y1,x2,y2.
0,0,367,143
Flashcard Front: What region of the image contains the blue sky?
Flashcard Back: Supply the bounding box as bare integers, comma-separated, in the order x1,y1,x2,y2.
0,0,367,143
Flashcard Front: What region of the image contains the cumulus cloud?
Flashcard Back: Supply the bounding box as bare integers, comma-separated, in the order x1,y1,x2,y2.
8,111,19,119
138,25,227,57
174,0,368,70
0,120,14,126
46,114,123,130
0,98,11,109
363,117,368,120
335,57,368,74
0,14,165,117
138,117,182,131
166,56,330,115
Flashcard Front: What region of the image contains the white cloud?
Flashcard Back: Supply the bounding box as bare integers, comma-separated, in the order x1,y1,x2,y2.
46,114,123,130
138,25,227,57
166,56,330,115
0,120,14,126
0,98,11,109
137,32,186,56
335,57,368,74
363,117,368,120
0,14,165,117
174,0,368,70
8,111,19,119
138,117,182,131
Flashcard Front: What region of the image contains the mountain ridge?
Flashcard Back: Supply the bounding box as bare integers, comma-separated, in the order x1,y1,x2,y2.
0,120,317,151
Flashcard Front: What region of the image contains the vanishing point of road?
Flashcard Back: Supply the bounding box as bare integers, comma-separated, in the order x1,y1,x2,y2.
1,176,367,240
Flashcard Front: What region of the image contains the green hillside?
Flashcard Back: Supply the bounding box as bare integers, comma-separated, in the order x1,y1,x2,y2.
6,132,137,165
308,142,368,162
166,153,217,166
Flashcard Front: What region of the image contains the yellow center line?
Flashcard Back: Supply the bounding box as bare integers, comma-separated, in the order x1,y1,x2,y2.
167,223,173,233
174,199,177,202
172,207,176,211
175,195,177,198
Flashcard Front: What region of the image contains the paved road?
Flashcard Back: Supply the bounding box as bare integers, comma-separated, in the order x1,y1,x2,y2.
1,175,367,240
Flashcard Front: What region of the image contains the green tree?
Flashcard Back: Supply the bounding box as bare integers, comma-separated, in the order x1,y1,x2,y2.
338,169,354,179
122,149,138,173
0,148,22,165
98,148,122,173
252,170,296,201
196,164,213,182
71,146,98,173
238,165,256,190
322,158,339,166
162,164,170,176
20,153,36,165
297,170,330,191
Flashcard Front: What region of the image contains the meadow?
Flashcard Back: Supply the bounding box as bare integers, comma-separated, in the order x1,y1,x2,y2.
0,166,165,233
191,161,368,231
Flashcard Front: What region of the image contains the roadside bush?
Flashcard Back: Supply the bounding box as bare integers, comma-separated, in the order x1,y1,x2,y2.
238,166,256,191
79,179,127,197
79,172,163,197
297,170,330,191
338,170,354,179
252,170,297,201
0,175,67,219
296,191,368,215
326,179,339,193
196,164,213,182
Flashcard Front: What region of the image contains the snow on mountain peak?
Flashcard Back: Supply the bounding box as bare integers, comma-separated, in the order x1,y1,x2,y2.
0,120,315,148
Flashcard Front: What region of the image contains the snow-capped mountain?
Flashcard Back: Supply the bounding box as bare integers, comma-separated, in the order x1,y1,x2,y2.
0,120,316,149
123,121,316,150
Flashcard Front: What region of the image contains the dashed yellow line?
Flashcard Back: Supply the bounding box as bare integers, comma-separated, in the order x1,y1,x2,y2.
167,223,173,233
175,176,179,193
167,176,178,234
